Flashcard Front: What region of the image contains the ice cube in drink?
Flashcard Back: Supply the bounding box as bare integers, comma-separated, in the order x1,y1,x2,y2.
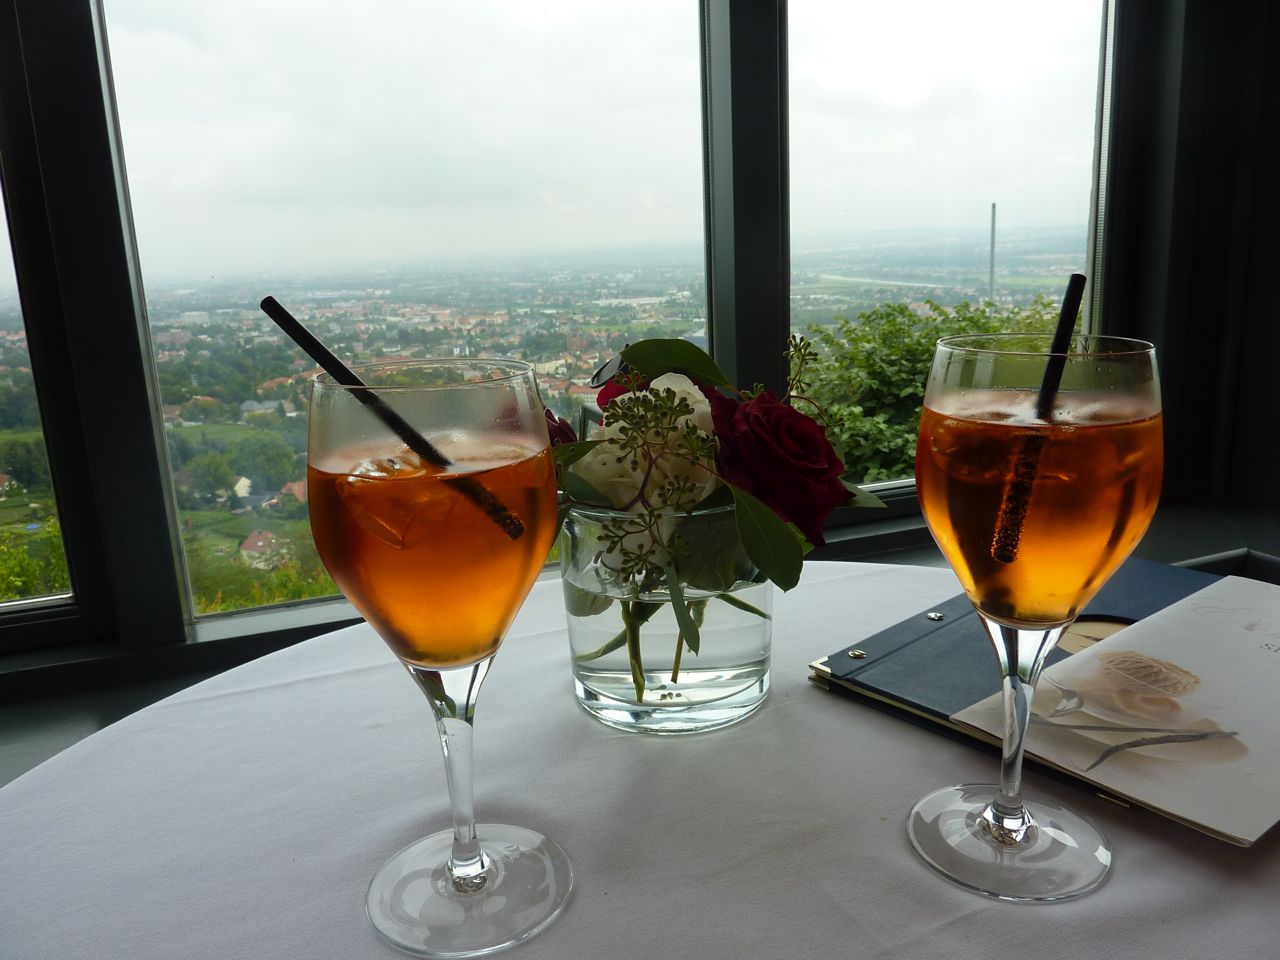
309,440,557,667
336,448,451,549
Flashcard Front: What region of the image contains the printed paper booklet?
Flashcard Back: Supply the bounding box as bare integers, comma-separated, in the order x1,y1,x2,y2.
810,559,1280,845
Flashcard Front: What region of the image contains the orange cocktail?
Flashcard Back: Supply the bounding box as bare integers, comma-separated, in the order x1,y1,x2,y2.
309,443,556,667
307,357,573,955
916,390,1162,626
907,331,1162,903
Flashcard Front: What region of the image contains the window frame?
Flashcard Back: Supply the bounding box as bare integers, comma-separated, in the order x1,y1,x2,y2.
0,0,180,656
2,0,1273,694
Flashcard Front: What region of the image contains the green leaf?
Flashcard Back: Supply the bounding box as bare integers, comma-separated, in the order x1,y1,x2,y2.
621,339,731,387
672,502,742,593
841,478,887,509
552,439,603,469
786,523,816,557
665,563,701,655
555,500,574,537
562,581,614,618
416,672,459,719
728,484,804,590
693,483,734,511
562,471,610,505
715,592,771,619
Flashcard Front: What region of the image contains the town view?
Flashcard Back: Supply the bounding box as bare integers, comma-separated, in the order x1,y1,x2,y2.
0,226,1085,611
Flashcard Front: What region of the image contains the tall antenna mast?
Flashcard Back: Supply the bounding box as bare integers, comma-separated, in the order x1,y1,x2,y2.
988,201,997,312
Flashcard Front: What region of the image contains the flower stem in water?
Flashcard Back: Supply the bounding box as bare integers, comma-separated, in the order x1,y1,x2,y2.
623,600,646,701
670,600,707,683
573,600,661,661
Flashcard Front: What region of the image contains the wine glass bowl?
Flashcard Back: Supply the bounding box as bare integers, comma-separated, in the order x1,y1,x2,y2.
908,334,1162,901
308,358,571,956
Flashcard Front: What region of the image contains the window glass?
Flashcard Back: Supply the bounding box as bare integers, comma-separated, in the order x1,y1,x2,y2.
104,0,706,614
790,1,1104,483
0,214,72,603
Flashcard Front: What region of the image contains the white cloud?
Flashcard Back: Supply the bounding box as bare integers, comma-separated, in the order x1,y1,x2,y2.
789,0,1103,234
36,0,1105,283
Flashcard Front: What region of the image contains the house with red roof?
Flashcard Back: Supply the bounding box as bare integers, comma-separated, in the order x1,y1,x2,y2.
238,530,289,569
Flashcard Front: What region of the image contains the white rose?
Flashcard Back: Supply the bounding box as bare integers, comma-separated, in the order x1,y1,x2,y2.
571,420,646,510
646,373,715,436
570,373,719,512
648,444,719,509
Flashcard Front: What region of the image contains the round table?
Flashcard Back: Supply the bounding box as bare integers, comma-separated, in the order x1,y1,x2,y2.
1,562,1274,959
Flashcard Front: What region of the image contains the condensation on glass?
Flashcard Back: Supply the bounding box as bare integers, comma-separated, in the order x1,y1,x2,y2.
101,0,707,615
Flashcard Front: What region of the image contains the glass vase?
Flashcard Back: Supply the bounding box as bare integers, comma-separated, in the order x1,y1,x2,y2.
558,502,773,734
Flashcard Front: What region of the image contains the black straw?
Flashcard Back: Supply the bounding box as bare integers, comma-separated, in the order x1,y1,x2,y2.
1035,272,1087,420
989,273,1086,564
260,296,524,540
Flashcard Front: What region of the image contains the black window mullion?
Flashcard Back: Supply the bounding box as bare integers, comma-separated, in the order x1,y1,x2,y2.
0,0,114,652
700,0,790,395
8,0,190,647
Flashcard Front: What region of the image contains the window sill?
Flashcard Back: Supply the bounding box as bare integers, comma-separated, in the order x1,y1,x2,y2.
814,501,1280,581
0,597,362,703
3,502,1274,704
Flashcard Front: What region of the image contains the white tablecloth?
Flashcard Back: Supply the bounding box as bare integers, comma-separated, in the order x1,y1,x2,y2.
1,562,1274,960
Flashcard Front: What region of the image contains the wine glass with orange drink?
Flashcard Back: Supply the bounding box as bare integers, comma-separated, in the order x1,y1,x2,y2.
307,358,571,956
908,316,1162,901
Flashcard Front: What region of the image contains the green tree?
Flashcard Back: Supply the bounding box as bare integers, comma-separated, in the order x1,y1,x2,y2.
0,519,71,601
227,432,298,492
0,438,51,490
0,372,40,430
805,298,1060,483
180,396,227,423
278,495,310,521
166,430,196,471
244,410,284,431
276,414,308,454
186,451,236,499
185,536,335,613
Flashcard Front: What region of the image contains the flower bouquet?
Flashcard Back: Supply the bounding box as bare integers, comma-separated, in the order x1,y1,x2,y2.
548,337,881,733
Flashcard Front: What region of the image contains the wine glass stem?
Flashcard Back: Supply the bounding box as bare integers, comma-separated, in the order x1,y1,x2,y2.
408,659,494,892
976,613,1068,845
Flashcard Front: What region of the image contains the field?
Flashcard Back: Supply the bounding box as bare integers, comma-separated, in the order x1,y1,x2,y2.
168,422,272,446
0,496,50,525
180,509,314,558
0,428,45,444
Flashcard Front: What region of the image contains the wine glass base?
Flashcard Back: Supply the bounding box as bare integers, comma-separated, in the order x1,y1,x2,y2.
907,784,1111,902
366,824,573,958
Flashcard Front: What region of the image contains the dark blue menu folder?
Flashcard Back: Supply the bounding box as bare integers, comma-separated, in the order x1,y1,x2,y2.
811,557,1220,731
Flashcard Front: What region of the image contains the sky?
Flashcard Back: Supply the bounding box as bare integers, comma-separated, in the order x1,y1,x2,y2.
2,1,1104,289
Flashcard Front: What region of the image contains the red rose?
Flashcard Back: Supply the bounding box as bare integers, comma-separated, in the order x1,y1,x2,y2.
598,375,722,410
711,391,849,546
596,377,635,409
544,407,577,446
